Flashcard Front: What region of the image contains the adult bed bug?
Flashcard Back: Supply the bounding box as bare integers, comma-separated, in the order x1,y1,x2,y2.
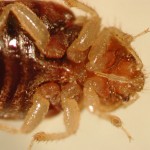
0,0,149,149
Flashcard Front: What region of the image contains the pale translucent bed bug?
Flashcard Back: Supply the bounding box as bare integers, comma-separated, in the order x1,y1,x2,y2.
0,0,149,149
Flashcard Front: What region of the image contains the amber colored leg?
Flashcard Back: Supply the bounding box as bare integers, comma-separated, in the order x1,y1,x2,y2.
29,98,79,149
21,92,50,133
29,98,80,150
0,123,20,134
0,2,50,55
64,0,100,63
32,98,80,142
64,0,97,15
0,84,50,134
28,82,81,149
99,113,132,141
84,87,132,141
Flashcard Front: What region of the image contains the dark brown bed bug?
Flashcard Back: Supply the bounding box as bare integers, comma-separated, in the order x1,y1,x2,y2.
0,0,148,149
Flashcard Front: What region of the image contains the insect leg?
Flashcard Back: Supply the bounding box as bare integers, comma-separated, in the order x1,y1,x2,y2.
103,114,132,141
84,86,132,141
28,82,81,149
32,98,80,142
21,89,50,133
0,2,50,55
0,83,50,134
64,0,98,16
0,124,20,134
65,0,101,62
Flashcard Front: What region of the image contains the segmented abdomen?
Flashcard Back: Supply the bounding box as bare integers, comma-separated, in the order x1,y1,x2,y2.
0,40,42,119
0,1,81,119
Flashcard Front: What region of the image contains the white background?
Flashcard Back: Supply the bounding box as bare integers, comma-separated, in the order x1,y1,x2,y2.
0,0,150,150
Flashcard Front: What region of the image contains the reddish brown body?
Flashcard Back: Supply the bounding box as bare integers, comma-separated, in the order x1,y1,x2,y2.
0,1,83,119
0,0,145,119
0,0,146,147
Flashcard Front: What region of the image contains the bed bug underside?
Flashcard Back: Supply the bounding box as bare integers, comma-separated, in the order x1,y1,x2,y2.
0,0,148,149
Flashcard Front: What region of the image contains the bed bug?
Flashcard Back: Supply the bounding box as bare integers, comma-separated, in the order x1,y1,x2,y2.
0,0,149,149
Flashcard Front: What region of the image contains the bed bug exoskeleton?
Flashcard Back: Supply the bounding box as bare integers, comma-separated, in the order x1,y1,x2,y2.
0,0,148,149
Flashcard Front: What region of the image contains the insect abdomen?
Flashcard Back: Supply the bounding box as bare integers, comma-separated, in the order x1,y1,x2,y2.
0,47,41,119
0,1,79,119
0,14,43,118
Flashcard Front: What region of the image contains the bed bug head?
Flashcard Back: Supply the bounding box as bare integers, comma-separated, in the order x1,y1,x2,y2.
85,27,145,112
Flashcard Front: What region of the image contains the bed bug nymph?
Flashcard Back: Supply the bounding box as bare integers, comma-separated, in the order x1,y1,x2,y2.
0,0,149,149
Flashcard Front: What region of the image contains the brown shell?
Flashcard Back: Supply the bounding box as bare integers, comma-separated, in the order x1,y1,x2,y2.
0,0,145,120
0,1,83,119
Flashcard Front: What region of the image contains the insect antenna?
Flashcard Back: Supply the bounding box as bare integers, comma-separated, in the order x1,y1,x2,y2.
133,28,150,41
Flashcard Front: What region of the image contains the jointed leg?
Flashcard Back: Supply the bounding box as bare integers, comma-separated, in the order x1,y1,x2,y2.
21,91,50,133
84,86,132,141
0,83,50,134
0,2,50,55
64,0,97,16
32,98,80,141
29,98,80,150
101,114,132,141
0,123,20,134
28,82,81,149
65,0,101,62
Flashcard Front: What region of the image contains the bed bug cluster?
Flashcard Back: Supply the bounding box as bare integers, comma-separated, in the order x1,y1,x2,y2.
0,0,148,148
